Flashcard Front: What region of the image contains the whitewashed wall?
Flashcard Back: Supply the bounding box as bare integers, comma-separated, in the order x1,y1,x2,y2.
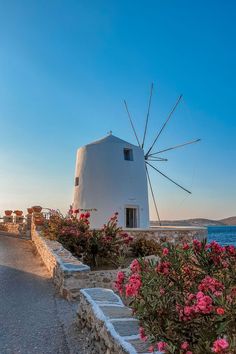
73,135,149,229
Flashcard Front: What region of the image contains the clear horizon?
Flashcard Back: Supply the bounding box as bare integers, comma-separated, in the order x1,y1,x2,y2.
0,1,235,221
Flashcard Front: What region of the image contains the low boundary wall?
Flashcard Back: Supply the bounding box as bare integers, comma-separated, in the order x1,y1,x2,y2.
0,221,30,239
127,226,206,243
31,225,90,300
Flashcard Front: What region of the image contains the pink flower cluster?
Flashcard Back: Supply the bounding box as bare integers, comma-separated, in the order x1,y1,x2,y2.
139,327,147,342
198,276,224,295
80,212,90,219
148,341,167,353
119,231,133,244
118,240,236,353
178,291,213,321
156,261,171,275
125,273,142,297
207,241,226,254
193,238,202,252
130,259,141,273
162,248,169,256
226,245,236,255
212,338,229,353
181,341,192,354
204,240,236,269
148,340,194,353
114,271,125,295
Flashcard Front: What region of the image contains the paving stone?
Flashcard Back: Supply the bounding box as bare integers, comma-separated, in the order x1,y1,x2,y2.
100,305,133,319
110,319,139,337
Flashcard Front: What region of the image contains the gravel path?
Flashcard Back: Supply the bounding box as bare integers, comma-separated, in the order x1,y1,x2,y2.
0,234,88,354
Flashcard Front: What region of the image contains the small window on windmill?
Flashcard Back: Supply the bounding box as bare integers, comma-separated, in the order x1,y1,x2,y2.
75,177,79,186
124,148,133,161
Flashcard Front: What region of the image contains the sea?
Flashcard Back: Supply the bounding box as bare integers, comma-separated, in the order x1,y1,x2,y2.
208,226,236,247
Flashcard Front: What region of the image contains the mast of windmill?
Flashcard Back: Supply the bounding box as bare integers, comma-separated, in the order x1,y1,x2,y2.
124,84,201,226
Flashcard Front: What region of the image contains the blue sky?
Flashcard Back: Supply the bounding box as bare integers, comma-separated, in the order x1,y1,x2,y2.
0,0,235,220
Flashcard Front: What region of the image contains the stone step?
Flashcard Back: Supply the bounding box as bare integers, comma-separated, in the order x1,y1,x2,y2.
77,288,161,354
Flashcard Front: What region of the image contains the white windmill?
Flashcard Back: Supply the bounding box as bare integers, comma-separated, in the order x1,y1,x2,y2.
73,84,200,229
73,133,149,229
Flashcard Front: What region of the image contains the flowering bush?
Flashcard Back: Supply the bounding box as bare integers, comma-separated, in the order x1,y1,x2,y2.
42,210,133,268
84,212,133,268
42,210,91,258
115,240,236,353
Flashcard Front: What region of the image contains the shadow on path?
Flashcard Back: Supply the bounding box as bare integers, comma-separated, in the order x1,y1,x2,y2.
0,235,87,354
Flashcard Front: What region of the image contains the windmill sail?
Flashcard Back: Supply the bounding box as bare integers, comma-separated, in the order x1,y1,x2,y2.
124,83,200,223
145,94,183,158
142,83,154,149
148,139,201,157
124,100,141,147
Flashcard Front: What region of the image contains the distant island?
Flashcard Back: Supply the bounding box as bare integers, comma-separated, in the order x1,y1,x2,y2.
151,216,236,227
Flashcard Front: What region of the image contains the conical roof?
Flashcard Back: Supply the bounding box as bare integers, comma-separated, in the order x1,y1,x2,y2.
84,134,137,147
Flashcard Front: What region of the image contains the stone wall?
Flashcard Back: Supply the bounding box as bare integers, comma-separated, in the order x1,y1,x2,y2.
31,226,131,299
77,288,155,354
31,225,90,300
0,221,30,239
31,225,207,300
126,226,207,244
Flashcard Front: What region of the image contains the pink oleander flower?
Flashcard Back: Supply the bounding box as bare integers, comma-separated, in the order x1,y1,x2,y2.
130,259,141,273
125,274,142,297
182,265,191,275
212,338,229,353
214,291,223,297
193,239,202,251
162,248,169,256
117,271,125,282
148,345,155,352
156,261,171,275
183,243,190,250
226,245,236,255
198,276,224,294
157,341,167,352
178,291,214,321
216,307,225,315
188,293,196,301
181,341,189,350
114,271,125,295
209,241,225,254
222,260,229,268
196,291,213,314
139,327,147,342
159,287,165,295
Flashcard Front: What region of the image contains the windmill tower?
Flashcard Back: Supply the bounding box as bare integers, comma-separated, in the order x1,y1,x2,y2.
73,83,200,229
73,133,149,229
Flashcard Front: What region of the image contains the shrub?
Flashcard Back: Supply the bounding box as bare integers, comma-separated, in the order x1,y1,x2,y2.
42,210,133,268
42,210,91,258
115,240,236,353
85,213,133,268
132,238,162,257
